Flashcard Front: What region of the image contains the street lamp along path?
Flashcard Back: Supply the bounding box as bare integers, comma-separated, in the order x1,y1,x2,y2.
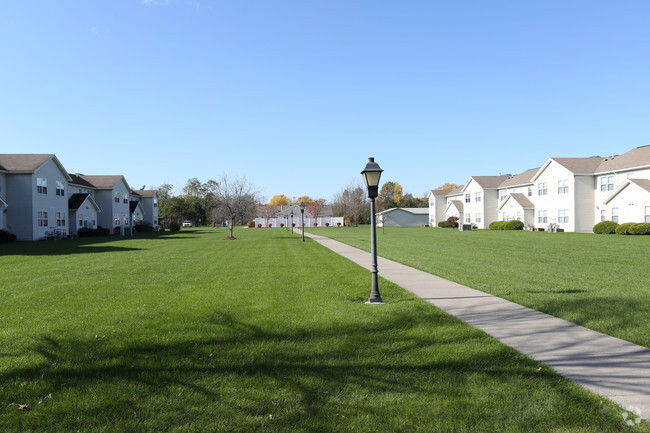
361,157,384,304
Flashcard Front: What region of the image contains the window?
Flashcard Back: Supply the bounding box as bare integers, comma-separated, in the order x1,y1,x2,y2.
56,212,66,226
124,215,129,225
92,213,96,226
123,193,128,204
500,190,506,200
153,199,158,208
646,206,650,223
600,176,614,192
611,207,619,223
465,193,471,203
79,213,83,227
538,210,548,224
37,178,47,194
38,211,48,227
465,214,471,223
475,213,482,223
115,214,120,226
601,209,606,222
517,211,521,220
538,182,548,196
527,186,533,197
558,209,569,224
133,214,137,225
558,179,569,194
56,180,65,196
475,192,481,202
114,192,119,203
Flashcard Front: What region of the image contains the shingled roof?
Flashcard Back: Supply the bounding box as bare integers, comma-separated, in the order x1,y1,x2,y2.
629,178,650,194
551,156,605,174
68,193,91,211
132,189,157,198
71,174,125,189
0,154,55,172
596,145,650,172
499,168,540,188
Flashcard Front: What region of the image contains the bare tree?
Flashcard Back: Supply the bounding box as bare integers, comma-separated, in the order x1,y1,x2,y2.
211,175,259,238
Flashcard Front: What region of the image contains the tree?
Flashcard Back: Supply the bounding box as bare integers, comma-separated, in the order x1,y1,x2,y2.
269,195,289,206
435,182,459,191
211,175,259,238
331,182,368,225
296,196,312,205
307,198,327,222
378,181,403,211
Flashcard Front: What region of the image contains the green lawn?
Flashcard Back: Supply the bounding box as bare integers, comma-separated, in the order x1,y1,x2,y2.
306,226,650,348
0,228,646,432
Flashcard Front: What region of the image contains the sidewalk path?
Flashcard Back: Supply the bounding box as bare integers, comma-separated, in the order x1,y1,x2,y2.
305,231,650,418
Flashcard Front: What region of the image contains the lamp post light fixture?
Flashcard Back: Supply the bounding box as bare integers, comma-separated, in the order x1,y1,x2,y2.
290,211,294,234
361,157,384,304
299,201,305,242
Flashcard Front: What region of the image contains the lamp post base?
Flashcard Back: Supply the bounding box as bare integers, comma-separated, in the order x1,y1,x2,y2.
365,300,385,305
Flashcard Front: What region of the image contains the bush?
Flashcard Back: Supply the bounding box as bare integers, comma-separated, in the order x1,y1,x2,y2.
504,220,524,230
78,227,110,238
134,221,155,233
246,221,255,228
438,216,459,228
593,221,619,234
489,221,507,230
615,222,635,235
0,229,17,243
169,221,181,231
628,223,650,235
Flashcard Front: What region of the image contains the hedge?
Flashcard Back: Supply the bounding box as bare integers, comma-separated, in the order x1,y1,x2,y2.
0,229,17,243
593,221,619,234
628,223,650,235
489,221,507,230
615,222,635,235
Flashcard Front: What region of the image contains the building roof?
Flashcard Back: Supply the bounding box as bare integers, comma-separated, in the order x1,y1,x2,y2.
446,185,465,196
68,193,100,212
509,193,535,209
429,189,450,197
0,154,55,172
450,200,464,212
71,174,126,189
629,178,650,194
130,201,144,213
470,175,511,189
377,207,429,216
132,189,157,198
551,156,605,174
596,145,650,172
499,168,540,188
69,174,96,188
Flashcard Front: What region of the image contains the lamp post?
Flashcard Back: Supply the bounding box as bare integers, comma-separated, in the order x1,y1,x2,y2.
361,157,384,304
285,215,289,232
300,202,305,242
290,211,294,234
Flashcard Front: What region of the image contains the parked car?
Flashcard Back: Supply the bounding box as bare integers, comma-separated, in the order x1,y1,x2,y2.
182,220,193,228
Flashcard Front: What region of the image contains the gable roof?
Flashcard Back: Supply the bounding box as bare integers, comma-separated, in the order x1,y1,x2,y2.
510,193,535,209
596,145,650,173
447,200,464,213
68,193,100,212
551,156,605,174
132,189,157,198
603,178,650,205
499,168,540,188
69,174,96,188
428,189,450,197
72,174,129,190
467,175,511,190
0,154,72,180
446,185,465,196
629,178,650,193
130,200,145,213
377,207,429,216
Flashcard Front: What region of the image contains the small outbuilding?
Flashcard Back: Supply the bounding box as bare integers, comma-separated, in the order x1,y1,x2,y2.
376,207,429,227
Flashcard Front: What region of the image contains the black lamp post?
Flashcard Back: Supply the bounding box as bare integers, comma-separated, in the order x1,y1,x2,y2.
290,211,294,234
361,157,384,304
300,202,305,242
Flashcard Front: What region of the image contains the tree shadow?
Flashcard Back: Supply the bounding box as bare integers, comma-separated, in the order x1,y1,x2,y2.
0,308,629,432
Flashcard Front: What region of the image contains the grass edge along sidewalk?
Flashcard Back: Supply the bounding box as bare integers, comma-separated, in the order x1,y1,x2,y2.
304,228,650,421
0,228,646,431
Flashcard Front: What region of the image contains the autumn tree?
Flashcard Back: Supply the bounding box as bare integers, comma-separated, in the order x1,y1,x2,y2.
307,198,327,223
296,196,312,205
211,175,259,238
269,195,289,206
377,181,403,211
435,182,459,191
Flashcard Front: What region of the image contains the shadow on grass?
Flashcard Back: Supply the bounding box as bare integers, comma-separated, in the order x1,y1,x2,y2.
0,308,627,432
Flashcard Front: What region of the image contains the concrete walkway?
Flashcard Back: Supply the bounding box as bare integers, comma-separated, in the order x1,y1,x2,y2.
305,231,650,419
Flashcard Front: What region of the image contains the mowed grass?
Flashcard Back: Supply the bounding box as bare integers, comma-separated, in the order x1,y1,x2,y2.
0,228,646,432
307,226,650,348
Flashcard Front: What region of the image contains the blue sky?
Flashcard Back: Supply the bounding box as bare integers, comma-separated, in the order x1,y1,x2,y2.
2,1,649,201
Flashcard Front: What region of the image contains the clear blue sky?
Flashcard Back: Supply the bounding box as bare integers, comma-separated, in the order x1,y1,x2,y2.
2,1,649,201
